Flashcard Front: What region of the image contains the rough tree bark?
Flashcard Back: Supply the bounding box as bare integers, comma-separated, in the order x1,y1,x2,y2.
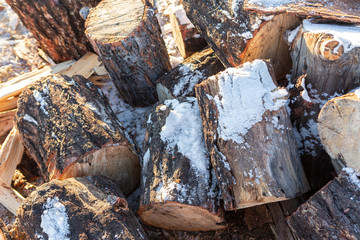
139,98,225,231
288,20,360,189
195,60,309,210
12,176,148,240
169,4,207,58
85,0,171,107
183,0,300,79
287,168,360,240
15,74,140,196
5,0,101,62
156,47,225,101
318,91,360,174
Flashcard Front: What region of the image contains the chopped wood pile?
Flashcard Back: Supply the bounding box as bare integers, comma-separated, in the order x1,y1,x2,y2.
1,0,360,239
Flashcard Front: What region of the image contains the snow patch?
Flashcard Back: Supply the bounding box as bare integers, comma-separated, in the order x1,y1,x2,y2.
40,197,70,240
143,149,150,168
172,65,205,97
211,60,288,144
355,89,360,98
300,76,312,103
343,167,360,189
246,0,297,8
286,25,301,44
24,114,38,125
33,90,49,116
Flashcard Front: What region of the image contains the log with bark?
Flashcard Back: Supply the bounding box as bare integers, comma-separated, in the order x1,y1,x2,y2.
85,0,171,107
169,4,207,58
182,0,300,79
243,0,360,24
195,60,309,210
156,47,225,101
12,176,148,240
139,97,225,231
288,20,360,189
5,0,101,62
15,74,140,196
318,91,360,174
287,168,360,240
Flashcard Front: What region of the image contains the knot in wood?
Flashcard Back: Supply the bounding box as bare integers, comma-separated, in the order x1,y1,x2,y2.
319,38,344,61
113,197,129,213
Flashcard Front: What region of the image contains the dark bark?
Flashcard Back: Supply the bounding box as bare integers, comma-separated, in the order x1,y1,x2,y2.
156,47,225,101
195,60,309,210
5,0,100,62
288,169,360,240
15,74,140,196
85,0,171,107
139,97,225,231
182,0,300,79
12,176,148,240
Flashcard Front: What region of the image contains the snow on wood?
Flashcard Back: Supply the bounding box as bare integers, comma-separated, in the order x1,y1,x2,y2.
244,0,360,23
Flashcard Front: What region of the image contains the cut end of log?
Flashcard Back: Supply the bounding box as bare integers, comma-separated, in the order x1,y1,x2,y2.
58,145,140,196
139,202,226,231
85,0,144,43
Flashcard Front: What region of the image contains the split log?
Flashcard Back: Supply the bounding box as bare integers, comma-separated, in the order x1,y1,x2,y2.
244,0,360,24
5,0,101,62
12,176,147,240
287,168,360,240
195,60,309,210
0,110,16,139
318,91,360,174
288,20,360,189
139,98,225,231
15,74,140,196
169,4,207,58
156,47,225,101
182,0,300,79
85,0,171,107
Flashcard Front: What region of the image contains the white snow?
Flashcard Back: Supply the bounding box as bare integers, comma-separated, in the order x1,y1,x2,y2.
286,25,301,44
172,65,204,97
172,5,194,29
24,114,38,125
343,167,360,189
143,149,150,168
210,60,288,144
33,90,49,116
40,197,70,240
302,19,360,53
300,76,312,103
160,98,209,175
246,0,297,8
355,89,360,98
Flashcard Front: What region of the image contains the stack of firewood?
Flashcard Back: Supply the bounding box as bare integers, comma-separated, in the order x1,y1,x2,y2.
1,0,360,239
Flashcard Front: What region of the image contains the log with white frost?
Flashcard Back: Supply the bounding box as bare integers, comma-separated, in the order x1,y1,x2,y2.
156,47,225,101
169,4,207,58
287,168,360,240
318,91,360,174
288,20,360,189
5,0,101,62
195,60,309,210
182,0,300,79
139,97,225,231
85,0,171,107
12,176,148,240
15,74,140,196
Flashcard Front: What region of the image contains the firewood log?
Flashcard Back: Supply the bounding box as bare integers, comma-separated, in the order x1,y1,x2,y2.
12,176,148,240
5,0,101,62
287,168,360,240
169,4,207,58
0,110,16,139
139,98,225,231
182,0,300,79
15,74,140,196
318,91,360,174
288,20,360,189
85,0,171,107
243,0,360,24
195,60,309,210
156,47,225,101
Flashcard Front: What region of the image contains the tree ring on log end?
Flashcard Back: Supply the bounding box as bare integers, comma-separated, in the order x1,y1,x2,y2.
318,36,344,61
138,202,226,231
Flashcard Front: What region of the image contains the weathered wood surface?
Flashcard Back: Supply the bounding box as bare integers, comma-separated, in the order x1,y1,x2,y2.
156,47,225,101
244,0,360,24
12,176,148,240
139,98,225,231
288,168,360,240
169,4,207,58
5,0,101,62
318,91,360,174
15,74,140,196
0,110,16,139
288,20,360,189
183,0,300,79
85,0,171,107
195,60,309,210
